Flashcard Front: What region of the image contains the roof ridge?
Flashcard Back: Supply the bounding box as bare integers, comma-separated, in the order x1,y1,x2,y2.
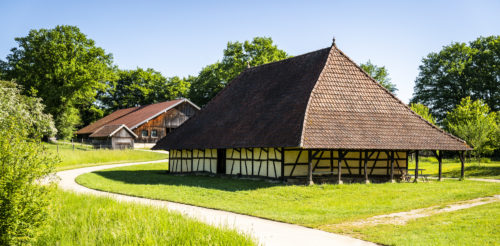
333,46,469,146
246,47,330,71
299,46,334,147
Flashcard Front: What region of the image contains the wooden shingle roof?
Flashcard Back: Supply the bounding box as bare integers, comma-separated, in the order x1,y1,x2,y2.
154,45,470,151
89,124,138,138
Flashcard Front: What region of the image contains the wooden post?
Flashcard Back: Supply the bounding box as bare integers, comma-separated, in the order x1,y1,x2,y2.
307,150,314,185
280,148,285,182
459,151,465,180
337,150,343,184
435,150,443,181
390,151,395,183
364,151,369,184
414,150,419,183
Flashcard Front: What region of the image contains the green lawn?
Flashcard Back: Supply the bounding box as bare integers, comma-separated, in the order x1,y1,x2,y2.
44,143,168,171
76,163,500,228
36,189,255,246
328,201,500,246
408,156,500,179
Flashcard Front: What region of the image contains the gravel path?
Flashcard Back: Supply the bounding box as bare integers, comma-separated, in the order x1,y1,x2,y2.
56,160,376,246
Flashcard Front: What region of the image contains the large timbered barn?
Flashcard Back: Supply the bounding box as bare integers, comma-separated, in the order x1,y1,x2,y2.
153,42,471,184
77,99,199,148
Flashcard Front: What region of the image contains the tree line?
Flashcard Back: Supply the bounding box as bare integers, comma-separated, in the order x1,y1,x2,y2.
0,25,498,158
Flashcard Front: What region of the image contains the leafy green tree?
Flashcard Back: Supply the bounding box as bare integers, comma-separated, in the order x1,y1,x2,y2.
0,25,115,139
360,60,398,93
189,37,289,106
0,81,58,244
100,68,190,111
445,97,498,162
411,36,500,122
410,103,436,125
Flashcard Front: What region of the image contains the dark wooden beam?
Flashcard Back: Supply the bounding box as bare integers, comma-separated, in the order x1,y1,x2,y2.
364,150,369,184
414,150,419,183
390,151,395,182
433,150,443,181
281,148,285,182
338,150,343,184
459,151,465,180
307,150,314,185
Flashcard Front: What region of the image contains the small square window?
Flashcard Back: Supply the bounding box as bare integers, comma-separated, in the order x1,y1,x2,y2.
141,130,148,137
151,130,158,138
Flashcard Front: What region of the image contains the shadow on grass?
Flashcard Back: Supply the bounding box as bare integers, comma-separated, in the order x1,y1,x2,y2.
91,170,279,192
443,165,500,178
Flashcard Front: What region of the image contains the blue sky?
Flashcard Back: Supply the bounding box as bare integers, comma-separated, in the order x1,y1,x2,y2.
1,0,499,103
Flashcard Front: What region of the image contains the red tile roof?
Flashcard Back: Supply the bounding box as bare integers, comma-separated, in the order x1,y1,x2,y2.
89,124,137,138
154,45,470,151
77,99,198,135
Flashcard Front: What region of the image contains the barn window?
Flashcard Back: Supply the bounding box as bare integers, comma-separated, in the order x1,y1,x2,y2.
141,130,148,137
151,130,158,138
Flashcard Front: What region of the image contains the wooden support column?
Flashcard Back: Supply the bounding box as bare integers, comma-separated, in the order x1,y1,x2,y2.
414,151,419,183
459,151,465,180
280,148,285,182
337,150,343,184
390,151,395,183
364,150,369,184
307,150,314,185
433,150,443,181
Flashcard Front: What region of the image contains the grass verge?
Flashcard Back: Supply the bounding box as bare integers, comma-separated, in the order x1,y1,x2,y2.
325,201,500,246
408,157,500,179
44,143,168,171
36,189,255,245
76,163,500,228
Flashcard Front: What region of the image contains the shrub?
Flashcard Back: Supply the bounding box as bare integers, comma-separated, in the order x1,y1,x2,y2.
0,81,58,245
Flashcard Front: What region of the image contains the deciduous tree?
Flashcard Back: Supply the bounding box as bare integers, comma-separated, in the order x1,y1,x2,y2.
0,25,115,139
445,97,498,162
410,103,436,125
189,37,289,106
411,36,500,122
360,60,398,94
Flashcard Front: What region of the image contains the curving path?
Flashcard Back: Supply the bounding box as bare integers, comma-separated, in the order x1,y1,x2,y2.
56,160,376,246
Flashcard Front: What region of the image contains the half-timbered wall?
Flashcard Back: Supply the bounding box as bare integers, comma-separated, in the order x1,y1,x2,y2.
169,149,217,173
226,148,282,178
283,149,407,177
168,148,407,179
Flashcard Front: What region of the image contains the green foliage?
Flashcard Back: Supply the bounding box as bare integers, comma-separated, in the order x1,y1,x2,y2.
410,103,436,125
445,97,498,160
411,36,500,122
100,68,190,111
36,190,255,246
189,37,289,106
0,25,115,139
0,82,58,245
360,60,398,93
77,163,500,227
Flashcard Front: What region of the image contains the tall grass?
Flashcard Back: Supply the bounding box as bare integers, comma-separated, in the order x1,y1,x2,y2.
36,190,255,245
44,143,168,171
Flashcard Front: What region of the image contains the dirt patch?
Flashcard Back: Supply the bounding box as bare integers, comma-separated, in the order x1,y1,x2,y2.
329,195,500,228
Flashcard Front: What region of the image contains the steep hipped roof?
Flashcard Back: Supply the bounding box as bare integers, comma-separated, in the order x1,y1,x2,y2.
154,45,470,151
77,99,200,135
89,124,138,138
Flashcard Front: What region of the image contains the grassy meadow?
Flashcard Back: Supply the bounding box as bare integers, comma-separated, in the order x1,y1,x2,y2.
36,190,255,246
328,201,500,246
76,163,500,228
44,143,168,171
408,156,500,179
